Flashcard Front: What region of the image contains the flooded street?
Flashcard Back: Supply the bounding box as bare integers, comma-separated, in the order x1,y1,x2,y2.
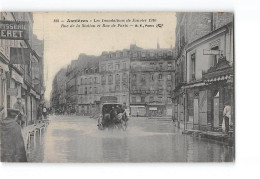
27,115,234,162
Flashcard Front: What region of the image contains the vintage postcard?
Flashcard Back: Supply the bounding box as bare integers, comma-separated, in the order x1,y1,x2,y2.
0,12,234,163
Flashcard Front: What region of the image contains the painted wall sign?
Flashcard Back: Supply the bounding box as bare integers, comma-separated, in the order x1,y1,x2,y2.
203,49,223,55
0,20,29,40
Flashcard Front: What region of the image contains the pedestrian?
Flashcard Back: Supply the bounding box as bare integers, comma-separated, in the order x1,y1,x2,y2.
42,106,47,119
37,104,43,122
13,97,26,127
222,102,231,133
110,106,118,123
0,108,27,162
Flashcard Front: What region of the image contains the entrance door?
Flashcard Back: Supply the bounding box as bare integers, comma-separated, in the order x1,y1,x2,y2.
199,90,207,130
213,97,219,128
193,98,199,126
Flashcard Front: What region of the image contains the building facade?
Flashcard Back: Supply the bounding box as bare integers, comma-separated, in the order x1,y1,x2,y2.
50,68,66,114
65,60,79,114
99,50,131,108
0,12,45,124
130,47,175,117
173,12,234,131
77,56,100,115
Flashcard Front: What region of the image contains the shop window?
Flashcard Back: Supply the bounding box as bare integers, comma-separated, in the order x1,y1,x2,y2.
191,53,196,81
158,73,163,80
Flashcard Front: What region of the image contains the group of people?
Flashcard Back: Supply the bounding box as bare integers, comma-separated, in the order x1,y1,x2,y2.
37,104,48,121
99,102,129,129
0,97,49,162
110,104,128,124
222,103,233,134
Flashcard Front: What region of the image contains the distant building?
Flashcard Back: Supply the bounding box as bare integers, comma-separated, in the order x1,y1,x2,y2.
50,68,66,114
65,60,79,114
130,47,175,117
77,56,100,115
99,50,131,107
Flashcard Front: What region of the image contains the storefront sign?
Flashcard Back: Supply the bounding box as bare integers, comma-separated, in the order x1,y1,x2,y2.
11,70,23,83
0,21,29,40
7,88,18,96
149,107,157,111
203,49,223,55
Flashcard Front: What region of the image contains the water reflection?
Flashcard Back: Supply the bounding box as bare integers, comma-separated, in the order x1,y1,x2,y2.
27,116,234,162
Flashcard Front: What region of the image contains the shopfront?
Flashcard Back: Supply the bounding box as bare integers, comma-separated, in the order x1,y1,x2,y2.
147,103,166,117
0,60,9,119
130,105,146,116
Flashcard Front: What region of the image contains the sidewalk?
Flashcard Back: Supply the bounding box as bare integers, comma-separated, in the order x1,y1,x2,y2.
183,129,234,146
21,122,49,149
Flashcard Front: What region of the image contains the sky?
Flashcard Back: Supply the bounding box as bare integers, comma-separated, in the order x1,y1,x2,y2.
33,12,177,100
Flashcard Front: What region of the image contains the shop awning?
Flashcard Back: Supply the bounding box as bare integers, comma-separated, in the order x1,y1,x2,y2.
204,74,232,83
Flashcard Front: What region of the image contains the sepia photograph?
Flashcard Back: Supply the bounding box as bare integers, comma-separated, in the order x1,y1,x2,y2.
0,11,234,163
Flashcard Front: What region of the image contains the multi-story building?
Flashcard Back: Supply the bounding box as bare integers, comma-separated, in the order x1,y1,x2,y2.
50,68,66,114
65,59,79,114
173,12,234,131
0,12,45,124
130,46,175,117
99,50,131,108
77,56,100,115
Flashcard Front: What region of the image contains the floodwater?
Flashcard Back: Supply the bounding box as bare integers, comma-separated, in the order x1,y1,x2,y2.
27,116,234,162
